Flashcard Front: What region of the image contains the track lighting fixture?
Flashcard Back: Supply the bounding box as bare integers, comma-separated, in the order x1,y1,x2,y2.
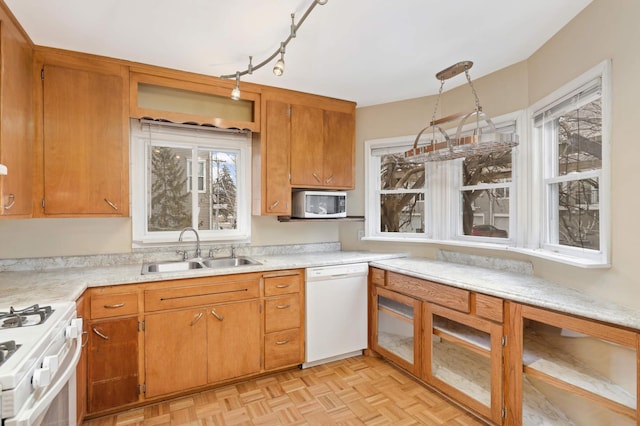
404,61,519,162
273,43,285,76
221,0,328,99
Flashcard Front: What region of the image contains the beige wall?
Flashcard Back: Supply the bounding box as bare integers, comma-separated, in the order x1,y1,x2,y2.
341,0,640,310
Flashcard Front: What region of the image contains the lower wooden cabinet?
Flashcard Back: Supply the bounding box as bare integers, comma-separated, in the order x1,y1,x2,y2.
87,316,139,413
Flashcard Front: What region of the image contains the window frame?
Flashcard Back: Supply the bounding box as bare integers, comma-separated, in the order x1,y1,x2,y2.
130,120,252,246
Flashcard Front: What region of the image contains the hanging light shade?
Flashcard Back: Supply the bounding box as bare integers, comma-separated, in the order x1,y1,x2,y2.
404,61,519,162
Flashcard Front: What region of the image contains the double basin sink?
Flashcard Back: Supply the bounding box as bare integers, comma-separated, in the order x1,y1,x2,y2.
142,256,261,275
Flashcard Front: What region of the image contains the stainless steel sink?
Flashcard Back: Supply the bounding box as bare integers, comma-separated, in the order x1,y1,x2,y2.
202,256,261,268
141,256,261,274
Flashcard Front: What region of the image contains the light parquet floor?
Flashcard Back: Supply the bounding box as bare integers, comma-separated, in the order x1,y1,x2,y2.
83,356,486,426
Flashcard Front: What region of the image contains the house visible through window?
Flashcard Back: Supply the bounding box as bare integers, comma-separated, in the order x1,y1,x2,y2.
131,120,251,244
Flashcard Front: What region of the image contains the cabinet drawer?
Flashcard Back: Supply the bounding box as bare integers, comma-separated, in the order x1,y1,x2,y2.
264,273,302,296
370,267,385,287
387,272,470,313
145,279,260,312
265,295,301,333
90,293,138,319
264,329,303,370
474,293,503,323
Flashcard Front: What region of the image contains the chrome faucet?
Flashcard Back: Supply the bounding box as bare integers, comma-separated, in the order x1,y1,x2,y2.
178,227,201,259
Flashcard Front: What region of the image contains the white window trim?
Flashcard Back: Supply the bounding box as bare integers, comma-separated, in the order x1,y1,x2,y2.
527,60,611,267
130,120,252,246
187,159,207,193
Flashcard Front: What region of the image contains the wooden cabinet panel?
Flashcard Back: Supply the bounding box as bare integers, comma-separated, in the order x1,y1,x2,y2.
144,308,207,398
322,110,355,188
76,294,87,425
290,104,324,187
207,300,262,383
90,292,138,319
40,59,128,216
473,293,503,323
387,271,470,313
0,17,33,217
264,329,303,370
88,316,139,413
370,267,385,287
265,295,300,333
261,100,291,215
264,273,302,296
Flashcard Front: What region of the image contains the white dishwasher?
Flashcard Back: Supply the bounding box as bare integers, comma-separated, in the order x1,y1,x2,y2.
303,262,369,368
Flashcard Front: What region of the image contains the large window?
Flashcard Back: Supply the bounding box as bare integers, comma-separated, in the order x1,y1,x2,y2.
131,120,251,244
532,61,610,264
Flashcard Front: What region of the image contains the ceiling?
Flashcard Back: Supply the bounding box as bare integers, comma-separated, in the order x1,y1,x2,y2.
5,0,592,107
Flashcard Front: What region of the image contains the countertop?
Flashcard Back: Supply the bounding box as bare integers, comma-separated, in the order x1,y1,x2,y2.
370,257,640,331
0,250,403,307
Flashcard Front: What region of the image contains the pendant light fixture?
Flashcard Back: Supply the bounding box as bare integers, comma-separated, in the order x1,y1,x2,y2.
404,61,519,162
220,0,328,99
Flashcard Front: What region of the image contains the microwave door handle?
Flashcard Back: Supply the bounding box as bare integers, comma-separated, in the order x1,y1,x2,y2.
5,336,82,426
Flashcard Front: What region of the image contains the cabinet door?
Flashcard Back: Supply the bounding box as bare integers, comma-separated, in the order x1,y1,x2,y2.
207,299,262,383
87,317,139,414
371,286,422,375
42,62,128,216
423,303,503,424
290,104,324,187
144,308,207,398
0,19,33,217
323,110,354,189
263,100,291,215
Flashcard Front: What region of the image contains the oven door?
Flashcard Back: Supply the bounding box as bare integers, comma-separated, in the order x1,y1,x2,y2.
4,320,82,426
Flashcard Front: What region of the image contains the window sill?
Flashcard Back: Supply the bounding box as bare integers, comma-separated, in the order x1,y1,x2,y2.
361,236,610,269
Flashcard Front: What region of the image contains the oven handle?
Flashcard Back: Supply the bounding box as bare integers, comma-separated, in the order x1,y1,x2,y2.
4,331,82,426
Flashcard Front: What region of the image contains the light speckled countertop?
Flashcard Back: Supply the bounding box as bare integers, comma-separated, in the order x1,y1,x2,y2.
370,257,640,331
0,250,403,307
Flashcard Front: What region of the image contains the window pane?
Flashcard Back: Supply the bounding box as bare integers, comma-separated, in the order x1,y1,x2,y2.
462,149,512,186
557,98,602,175
461,189,509,238
380,193,424,233
148,146,192,231
380,154,425,190
554,178,600,250
200,151,238,231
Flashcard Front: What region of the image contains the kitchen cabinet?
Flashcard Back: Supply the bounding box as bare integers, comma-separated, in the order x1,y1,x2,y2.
35,51,129,217
143,274,262,397
86,289,140,415
505,302,639,425
0,10,33,217
263,271,304,370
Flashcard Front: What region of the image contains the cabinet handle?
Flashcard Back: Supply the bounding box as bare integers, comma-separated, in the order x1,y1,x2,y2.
211,309,224,321
325,175,334,184
92,327,109,340
191,312,203,326
312,172,321,183
4,194,15,210
81,330,89,347
276,284,290,289
276,304,290,309
269,200,280,210
104,198,119,211
103,303,125,309
275,339,289,345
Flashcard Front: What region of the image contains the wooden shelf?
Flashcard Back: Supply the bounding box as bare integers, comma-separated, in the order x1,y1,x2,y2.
277,216,364,222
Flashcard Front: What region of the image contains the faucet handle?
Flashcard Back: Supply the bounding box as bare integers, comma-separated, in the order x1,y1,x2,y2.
176,250,188,261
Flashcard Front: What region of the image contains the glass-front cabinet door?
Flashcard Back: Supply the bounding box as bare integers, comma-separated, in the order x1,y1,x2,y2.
371,286,422,375
423,303,504,424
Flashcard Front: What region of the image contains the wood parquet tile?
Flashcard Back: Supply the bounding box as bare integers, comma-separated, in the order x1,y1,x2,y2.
83,356,487,426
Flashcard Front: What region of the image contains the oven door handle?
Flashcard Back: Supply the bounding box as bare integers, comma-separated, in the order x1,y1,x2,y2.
4,333,82,426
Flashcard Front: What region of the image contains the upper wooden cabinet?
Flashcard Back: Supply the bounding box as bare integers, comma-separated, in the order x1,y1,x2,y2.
0,15,33,218
290,105,355,189
35,51,129,216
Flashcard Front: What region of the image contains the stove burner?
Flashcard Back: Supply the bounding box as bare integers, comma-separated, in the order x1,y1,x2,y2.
0,339,20,366
0,304,54,329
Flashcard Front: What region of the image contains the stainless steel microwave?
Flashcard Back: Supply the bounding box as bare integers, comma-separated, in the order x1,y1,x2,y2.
292,191,347,218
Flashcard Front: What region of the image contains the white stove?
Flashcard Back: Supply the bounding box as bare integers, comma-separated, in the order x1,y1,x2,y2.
0,302,82,426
